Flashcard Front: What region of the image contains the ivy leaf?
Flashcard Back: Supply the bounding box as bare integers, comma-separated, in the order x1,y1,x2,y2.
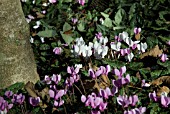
63,22,72,33
60,31,73,45
37,29,56,37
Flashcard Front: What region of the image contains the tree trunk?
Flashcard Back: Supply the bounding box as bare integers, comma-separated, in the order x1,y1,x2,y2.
0,0,40,88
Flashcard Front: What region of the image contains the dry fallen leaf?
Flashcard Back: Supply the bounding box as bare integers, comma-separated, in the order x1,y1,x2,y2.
140,45,163,59
157,86,170,96
24,81,38,98
150,76,170,87
98,75,110,89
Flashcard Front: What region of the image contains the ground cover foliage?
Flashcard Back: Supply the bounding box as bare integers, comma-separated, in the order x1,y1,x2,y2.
0,0,170,114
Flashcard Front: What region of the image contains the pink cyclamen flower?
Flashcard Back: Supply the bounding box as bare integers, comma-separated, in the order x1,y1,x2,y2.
149,91,158,102
44,75,51,84
95,32,103,39
71,18,78,24
88,68,103,79
161,95,170,107
49,89,65,100
5,91,13,98
129,95,138,106
78,0,85,6
167,40,170,45
49,0,57,3
159,54,168,62
51,74,61,85
113,66,126,78
53,47,62,55
54,99,64,107
29,97,40,106
120,48,130,56
12,93,25,105
117,95,130,107
134,27,141,34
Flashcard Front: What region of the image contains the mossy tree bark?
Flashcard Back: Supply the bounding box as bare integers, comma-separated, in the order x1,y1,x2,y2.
0,0,40,88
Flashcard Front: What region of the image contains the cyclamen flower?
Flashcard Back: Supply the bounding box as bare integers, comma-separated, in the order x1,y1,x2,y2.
125,52,134,62
51,74,61,85
88,68,103,79
117,94,138,107
161,95,170,107
134,27,141,34
44,75,51,84
81,93,107,111
78,0,85,6
95,32,103,39
120,48,130,56
99,65,111,76
141,79,150,87
137,42,147,53
29,97,40,106
71,18,78,24
0,97,13,113
49,89,65,100
167,40,170,45
49,0,57,3
33,21,41,29
159,54,168,62
124,107,146,114
54,99,64,107
11,93,25,105
149,91,158,102
112,75,130,89
113,66,126,78
5,91,13,98
110,42,121,51
99,87,112,99
53,47,62,55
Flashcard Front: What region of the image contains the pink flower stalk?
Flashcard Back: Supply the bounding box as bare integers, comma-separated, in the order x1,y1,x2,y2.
53,47,62,55
78,0,85,6
161,95,170,107
159,54,168,62
95,32,103,39
29,97,40,106
134,27,141,34
113,66,126,79
49,0,57,3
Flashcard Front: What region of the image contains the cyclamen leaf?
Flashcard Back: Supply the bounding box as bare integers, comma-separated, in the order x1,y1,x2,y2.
37,29,56,37
60,31,73,45
103,18,113,28
63,22,72,33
